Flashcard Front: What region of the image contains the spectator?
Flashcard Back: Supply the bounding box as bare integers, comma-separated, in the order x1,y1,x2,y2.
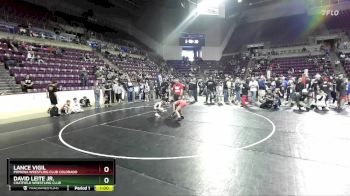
61,100,72,115
258,76,266,101
21,75,34,92
104,81,113,107
144,81,150,102
113,83,124,103
189,78,198,102
72,98,84,113
249,77,259,103
347,79,350,105
234,77,241,104
79,96,91,107
260,89,274,109
205,76,216,104
127,79,134,102
223,78,229,103
47,81,58,108
26,51,35,62
80,68,88,86
339,78,348,110
3,53,18,69
93,82,102,108
139,81,145,101
149,80,155,101
216,80,224,105
35,55,44,64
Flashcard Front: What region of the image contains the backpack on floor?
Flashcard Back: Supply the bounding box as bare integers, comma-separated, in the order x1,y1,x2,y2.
49,106,60,117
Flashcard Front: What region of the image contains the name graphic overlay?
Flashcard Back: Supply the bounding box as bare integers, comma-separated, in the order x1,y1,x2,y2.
7,158,115,192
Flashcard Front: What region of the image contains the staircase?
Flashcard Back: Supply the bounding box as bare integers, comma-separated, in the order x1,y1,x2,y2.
95,52,120,71
0,65,22,95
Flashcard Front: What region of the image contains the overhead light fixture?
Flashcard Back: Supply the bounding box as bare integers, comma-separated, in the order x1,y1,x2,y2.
180,0,186,8
197,0,225,15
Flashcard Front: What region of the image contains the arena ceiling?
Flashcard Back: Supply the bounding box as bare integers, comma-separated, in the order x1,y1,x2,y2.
58,0,185,19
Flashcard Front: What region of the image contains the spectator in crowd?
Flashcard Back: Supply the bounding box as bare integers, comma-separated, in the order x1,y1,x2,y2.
61,100,72,115
189,78,197,102
339,78,348,110
144,81,150,102
21,74,34,92
26,51,35,62
249,77,259,103
72,98,84,113
258,76,266,101
104,81,113,107
127,79,134,102
79,96,91,107
343,41,348,49
113,83,124,103
35,54,44,64
223,78,229,103
149,80,155,101
205,76,216,104
3,53,18,69
80,68,88,87
216,80,224,105
260,89,274,109
139,80,145,101
93,82,102,108
83,53,91,62
347,78,350,105
234,77,241,104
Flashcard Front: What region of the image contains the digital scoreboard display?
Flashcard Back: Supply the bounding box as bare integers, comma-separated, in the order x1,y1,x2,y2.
179,33,205,47
7,158,115,192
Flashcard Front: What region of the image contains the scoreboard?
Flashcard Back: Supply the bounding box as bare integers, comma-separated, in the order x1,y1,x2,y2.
179,33,205,47
7,158,115,192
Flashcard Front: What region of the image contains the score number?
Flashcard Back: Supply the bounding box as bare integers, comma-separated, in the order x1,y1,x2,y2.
103,166,111,184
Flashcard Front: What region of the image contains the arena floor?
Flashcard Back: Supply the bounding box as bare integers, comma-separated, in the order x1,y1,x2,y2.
1,100,350,196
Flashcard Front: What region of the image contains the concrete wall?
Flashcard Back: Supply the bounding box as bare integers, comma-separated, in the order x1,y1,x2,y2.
201,46,222,61
162,45,183,60
0,32,92,51
0,90,99,121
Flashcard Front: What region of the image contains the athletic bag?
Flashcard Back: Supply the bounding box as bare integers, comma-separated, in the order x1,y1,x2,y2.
49,106,60,117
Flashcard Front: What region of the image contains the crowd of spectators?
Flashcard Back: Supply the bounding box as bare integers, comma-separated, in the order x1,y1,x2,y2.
169,71,349,112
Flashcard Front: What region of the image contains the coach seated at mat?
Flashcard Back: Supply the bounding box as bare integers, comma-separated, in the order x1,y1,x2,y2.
61,100,72,115
72,98,84,113
79,96,91,107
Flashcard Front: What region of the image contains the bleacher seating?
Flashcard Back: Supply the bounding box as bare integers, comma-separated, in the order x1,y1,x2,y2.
196,60,220,72
0,39,106,92
252,56,334,77
0,0,54,28
166,60,191,75
106,53,157,80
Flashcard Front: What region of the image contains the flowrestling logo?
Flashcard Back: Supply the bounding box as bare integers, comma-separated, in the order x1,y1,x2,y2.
321,9,340,16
